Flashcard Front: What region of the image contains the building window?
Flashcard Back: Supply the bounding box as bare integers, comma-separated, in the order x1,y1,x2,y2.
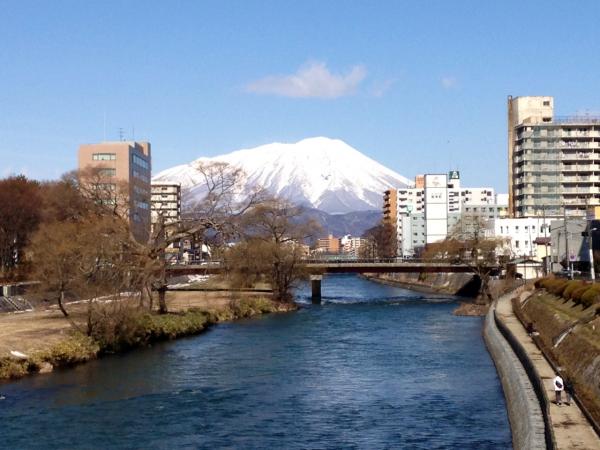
92,153,116,161
543,100,550,106
133,170,150,183
132,154,150,170
97,183,116,191
97,168,116,177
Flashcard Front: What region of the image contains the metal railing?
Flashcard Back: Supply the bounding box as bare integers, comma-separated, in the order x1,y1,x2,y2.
172,257,492,266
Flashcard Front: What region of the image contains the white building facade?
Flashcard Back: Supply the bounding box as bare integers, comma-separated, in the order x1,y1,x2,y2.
385,171,508,256
490,217,551,259
151,182,182,227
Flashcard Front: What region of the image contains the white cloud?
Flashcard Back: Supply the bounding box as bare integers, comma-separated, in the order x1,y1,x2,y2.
245,61,367,99
441,76,458,89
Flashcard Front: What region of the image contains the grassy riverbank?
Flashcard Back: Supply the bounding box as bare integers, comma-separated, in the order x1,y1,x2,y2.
0,294,295,381
514,287,600,426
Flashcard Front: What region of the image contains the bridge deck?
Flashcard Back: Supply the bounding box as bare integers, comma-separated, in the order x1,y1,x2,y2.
166,261,492,275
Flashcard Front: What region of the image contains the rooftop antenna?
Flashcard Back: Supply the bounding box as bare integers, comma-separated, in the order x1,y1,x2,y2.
118,127,124,141
132,125,135,141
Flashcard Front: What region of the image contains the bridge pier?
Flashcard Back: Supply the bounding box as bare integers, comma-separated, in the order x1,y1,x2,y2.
310,275,322,304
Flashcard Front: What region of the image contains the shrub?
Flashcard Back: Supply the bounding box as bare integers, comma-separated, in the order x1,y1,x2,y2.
580,286,600,309
538,278,555,290
563,280,587,300
40,333,100,365
0,358,30,379
548,279,569,296
572,285,591,305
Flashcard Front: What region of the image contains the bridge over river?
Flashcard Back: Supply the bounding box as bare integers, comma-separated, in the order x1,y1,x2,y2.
166,259,499,303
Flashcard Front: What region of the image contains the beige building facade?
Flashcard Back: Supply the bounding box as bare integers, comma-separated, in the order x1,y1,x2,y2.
508,95,600,218
78,141,152,242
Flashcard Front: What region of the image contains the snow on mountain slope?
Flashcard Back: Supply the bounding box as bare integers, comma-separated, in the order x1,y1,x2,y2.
153,137,412,213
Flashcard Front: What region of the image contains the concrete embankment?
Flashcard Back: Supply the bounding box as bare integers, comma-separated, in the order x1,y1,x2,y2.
364,272,477,296
506,289,600,449
483,290,548,450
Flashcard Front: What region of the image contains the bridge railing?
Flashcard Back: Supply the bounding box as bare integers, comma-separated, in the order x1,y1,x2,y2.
169,257,494,266
302,257,406,264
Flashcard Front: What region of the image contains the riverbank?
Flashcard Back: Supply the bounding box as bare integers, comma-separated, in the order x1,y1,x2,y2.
363,272,476,296
513,287,600,432
364,273,522,316
0,290,295,381
2,274,513,449
483,287,547,450
493,286,600,449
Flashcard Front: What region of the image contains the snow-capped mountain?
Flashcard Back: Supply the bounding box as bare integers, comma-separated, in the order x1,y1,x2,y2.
153,137,412,214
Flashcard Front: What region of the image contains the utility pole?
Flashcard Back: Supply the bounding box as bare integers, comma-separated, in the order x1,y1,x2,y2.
588,223,595,282
543,206,549,275
564,207,572,278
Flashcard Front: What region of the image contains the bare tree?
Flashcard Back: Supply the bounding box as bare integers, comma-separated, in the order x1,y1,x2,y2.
226,199,319,302
28,214,143,329
146,162,267,313
0,175,42,279
422,215,507,303
359,221,396,259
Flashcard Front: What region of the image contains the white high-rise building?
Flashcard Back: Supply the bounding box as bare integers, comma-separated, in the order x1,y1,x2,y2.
384,171,507,256
424,174,448,244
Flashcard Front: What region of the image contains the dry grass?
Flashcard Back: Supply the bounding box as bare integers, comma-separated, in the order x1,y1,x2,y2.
516,291,600,427
0,290,291,381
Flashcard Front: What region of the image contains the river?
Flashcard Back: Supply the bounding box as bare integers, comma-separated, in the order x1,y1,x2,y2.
1,274,511,449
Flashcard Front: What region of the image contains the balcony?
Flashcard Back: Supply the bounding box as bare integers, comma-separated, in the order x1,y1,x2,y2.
562,187,600,194
561,175,600,183
561,165,600,172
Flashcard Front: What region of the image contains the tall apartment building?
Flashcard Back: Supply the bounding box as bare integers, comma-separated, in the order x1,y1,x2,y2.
78,141,152,243
151,182,181,227
508,95,600,218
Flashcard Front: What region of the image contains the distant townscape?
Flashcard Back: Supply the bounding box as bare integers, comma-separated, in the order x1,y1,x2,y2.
69,95,600,278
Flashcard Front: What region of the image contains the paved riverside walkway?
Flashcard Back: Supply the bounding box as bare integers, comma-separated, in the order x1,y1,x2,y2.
496,290,600,450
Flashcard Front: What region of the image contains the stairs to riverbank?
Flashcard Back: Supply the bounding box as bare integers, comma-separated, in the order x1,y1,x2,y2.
0,296,33,312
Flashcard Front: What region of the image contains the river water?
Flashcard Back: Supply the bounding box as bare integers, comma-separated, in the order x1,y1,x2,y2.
1,275,511,449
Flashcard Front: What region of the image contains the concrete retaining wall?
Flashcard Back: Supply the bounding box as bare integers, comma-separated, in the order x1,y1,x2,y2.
483,302,547,450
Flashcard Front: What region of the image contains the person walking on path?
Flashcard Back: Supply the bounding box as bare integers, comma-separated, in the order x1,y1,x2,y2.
564,378,574,406
553,374,564,406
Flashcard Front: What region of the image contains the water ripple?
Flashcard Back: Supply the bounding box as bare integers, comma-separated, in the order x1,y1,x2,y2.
1,275,511,449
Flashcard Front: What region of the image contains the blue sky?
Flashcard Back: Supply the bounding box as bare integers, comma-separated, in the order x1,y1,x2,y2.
1,1,600,192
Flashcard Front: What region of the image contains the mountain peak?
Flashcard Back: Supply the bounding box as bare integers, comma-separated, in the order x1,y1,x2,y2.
153,137,412,214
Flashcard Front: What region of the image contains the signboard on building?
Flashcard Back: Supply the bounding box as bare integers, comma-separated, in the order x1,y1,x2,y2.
449,170,460,180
